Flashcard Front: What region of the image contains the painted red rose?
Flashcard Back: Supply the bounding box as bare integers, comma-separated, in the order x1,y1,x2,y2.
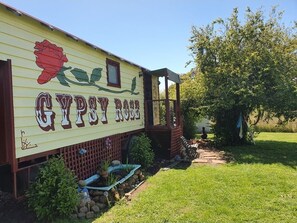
34,40,68,84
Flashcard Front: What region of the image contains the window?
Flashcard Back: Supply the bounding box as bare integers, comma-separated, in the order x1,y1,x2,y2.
106,58,121,88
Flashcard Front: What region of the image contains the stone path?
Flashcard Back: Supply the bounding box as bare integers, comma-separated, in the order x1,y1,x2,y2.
192,147,227,165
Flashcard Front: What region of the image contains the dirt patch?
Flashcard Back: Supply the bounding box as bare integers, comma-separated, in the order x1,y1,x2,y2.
0,190,36,223
125,181,151,203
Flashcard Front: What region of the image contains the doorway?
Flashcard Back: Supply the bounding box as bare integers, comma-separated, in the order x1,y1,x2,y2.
0,60,9,164
0,59,14,192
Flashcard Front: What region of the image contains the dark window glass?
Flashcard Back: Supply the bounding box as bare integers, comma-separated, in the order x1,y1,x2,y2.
106,58,121,88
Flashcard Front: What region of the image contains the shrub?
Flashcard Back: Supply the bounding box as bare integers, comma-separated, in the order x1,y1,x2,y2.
27,156,79,221
129,133,154,169
181,100,200,139
182,111,198,139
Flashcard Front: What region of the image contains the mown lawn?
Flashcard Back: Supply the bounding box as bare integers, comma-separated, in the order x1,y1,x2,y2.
61,132,297,223
224,132,297,168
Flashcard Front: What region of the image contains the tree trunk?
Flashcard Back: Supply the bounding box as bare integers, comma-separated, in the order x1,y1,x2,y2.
214,108,247,145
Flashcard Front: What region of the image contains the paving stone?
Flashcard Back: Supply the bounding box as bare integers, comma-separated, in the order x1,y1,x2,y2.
192,159,209,163
203,156,218,159
212,160,226,164
192,148,227,164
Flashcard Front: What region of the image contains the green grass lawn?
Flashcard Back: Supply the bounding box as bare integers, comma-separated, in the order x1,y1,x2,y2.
224,132,297,168
60,132,297,223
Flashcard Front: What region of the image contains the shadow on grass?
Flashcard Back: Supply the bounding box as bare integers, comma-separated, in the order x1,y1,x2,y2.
171,161,192,170
145,160,192,176
56,216,95,223
224,140,297,169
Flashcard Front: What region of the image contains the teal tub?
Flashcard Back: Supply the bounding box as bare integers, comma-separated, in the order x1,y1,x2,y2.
83,164,141,191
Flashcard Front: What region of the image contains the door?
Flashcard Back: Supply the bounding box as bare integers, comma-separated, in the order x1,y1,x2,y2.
0,60,13,164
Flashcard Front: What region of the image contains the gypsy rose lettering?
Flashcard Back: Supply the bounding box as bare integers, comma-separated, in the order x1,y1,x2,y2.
123,99,130,120
74,95,87,127
88,96,98,125
114,99,140,122
35,93,140,131
98,97,109,124
56,94,72,129
135,100,140,119
129,100,135,120
35,92,55,131
114,98,123,122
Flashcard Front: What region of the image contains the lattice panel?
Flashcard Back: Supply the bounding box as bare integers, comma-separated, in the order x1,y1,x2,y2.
170,126,182,158
60,134,122,180
13,130,143,198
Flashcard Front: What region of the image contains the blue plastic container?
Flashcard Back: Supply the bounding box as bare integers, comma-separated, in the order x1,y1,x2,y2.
83,164,141,191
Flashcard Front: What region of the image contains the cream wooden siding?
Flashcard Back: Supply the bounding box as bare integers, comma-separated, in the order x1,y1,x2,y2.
0,6,144,158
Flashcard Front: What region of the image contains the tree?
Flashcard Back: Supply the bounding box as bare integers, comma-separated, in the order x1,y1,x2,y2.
188,7,297,145
168,73,202,138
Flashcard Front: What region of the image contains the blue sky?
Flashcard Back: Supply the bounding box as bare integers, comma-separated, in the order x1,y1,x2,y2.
1,0,296,74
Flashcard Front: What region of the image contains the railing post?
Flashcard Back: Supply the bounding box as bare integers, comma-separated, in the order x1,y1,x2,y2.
164,76,170,128
176,83,180,126
145,100,148,129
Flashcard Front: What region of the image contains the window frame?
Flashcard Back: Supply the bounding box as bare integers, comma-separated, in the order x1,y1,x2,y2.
106,58,121,88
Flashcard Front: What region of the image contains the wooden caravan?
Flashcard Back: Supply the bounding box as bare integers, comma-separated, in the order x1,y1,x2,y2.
0,3,182,198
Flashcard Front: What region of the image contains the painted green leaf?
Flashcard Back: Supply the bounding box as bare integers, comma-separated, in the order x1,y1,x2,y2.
90,68,102,83
131,77,136,93
56,67,70,87
70,68,89,83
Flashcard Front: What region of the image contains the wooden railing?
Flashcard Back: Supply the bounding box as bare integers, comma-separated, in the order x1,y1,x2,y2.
145,99,180,129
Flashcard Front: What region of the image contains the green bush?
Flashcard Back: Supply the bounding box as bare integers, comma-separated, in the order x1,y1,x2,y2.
181,100,200,139
129,133,154,169
27,156,79,222
182,111,198,139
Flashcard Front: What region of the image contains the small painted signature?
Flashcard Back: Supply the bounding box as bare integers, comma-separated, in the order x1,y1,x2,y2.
21,130,38,150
